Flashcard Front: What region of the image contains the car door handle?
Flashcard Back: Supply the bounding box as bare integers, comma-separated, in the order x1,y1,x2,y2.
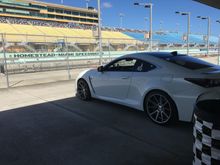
121,77,130,79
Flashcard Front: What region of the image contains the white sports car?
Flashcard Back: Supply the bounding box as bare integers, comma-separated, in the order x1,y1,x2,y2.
76,52,220,125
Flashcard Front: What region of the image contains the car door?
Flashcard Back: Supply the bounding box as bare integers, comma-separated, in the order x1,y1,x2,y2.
126,59,157,104
90,58,136,100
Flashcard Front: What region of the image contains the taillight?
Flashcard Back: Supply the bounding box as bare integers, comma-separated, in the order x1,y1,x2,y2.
184,78,220,88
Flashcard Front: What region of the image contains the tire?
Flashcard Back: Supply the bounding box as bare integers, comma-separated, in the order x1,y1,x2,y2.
144,91,177,125
77,79,91,101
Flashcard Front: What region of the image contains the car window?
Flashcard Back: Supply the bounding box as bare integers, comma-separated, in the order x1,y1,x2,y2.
105,58,137,72
134,60,156,72
159,55,215,70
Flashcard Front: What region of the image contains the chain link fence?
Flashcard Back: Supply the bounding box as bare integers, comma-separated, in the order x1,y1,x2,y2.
0,33,219,89
0,33,160,88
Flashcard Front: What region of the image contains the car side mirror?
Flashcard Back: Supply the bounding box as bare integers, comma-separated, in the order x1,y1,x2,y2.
97,66,104,72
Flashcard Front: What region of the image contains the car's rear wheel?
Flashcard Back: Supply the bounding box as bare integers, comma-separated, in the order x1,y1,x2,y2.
144,91,177,125
77,79,91,101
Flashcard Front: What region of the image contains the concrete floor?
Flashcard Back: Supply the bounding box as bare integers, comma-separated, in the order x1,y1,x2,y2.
0,81,193,165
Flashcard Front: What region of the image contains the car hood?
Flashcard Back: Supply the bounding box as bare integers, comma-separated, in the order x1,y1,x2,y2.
76,68,96,80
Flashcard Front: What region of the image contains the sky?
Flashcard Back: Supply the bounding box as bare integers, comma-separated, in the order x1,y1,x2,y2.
43,0,220,36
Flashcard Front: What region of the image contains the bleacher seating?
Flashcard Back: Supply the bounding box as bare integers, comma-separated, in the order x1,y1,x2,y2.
0,16,218,48
0,23,135,44
209,36,218,44
124,31,218,45
123,32,145,41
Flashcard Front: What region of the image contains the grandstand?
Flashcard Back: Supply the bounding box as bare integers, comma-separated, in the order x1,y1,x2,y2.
125,31,218,47
0,0,218,77
0,0,140,52
0,0,218,54
0,21,137,52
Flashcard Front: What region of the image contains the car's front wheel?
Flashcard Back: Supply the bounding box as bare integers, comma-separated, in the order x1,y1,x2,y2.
144,91,177,125
77,79,91,101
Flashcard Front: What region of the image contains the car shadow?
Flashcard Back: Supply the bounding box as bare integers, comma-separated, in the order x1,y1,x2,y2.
0,96,193,165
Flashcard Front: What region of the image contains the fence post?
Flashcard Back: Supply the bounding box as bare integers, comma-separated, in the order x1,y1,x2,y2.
218,36,220,65
108,40,111,62
136,40,138,53
65,37,71,80
2,33,9,88
144,39,147,51
67,54,71,80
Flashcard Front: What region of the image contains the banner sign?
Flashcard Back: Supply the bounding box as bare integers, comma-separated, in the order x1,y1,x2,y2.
0,51,139,63
11,52,101,58
0,49,218,64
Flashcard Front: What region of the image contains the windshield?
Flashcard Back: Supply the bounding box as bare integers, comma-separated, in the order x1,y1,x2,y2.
160,55,215,70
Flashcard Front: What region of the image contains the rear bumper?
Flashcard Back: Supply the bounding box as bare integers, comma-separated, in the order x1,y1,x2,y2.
173,87,220,122
173,94,198,122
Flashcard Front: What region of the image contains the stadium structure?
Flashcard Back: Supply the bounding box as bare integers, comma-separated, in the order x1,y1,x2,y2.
0,0,219,75
0,0,139,53
0,0,218,53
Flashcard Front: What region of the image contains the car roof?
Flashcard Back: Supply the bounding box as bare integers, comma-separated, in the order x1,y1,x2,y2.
125,51,187,59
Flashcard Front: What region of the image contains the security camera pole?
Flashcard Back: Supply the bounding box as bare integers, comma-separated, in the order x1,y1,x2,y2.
159,20,163,31
97,0,102,65
86,0,90,9
134,2,153,52
175,11,191,55
144,17,148,30
176,23,180,33
197,16,210,56
218,35,220,65
216,20,220,65
2,34,9,88
119,13,125,28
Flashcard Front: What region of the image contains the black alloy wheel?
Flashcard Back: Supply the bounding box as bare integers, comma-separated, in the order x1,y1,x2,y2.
145,91,177,125
77,79,91,101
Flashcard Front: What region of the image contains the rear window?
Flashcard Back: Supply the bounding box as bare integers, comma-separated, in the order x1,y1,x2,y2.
160,55,215,70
